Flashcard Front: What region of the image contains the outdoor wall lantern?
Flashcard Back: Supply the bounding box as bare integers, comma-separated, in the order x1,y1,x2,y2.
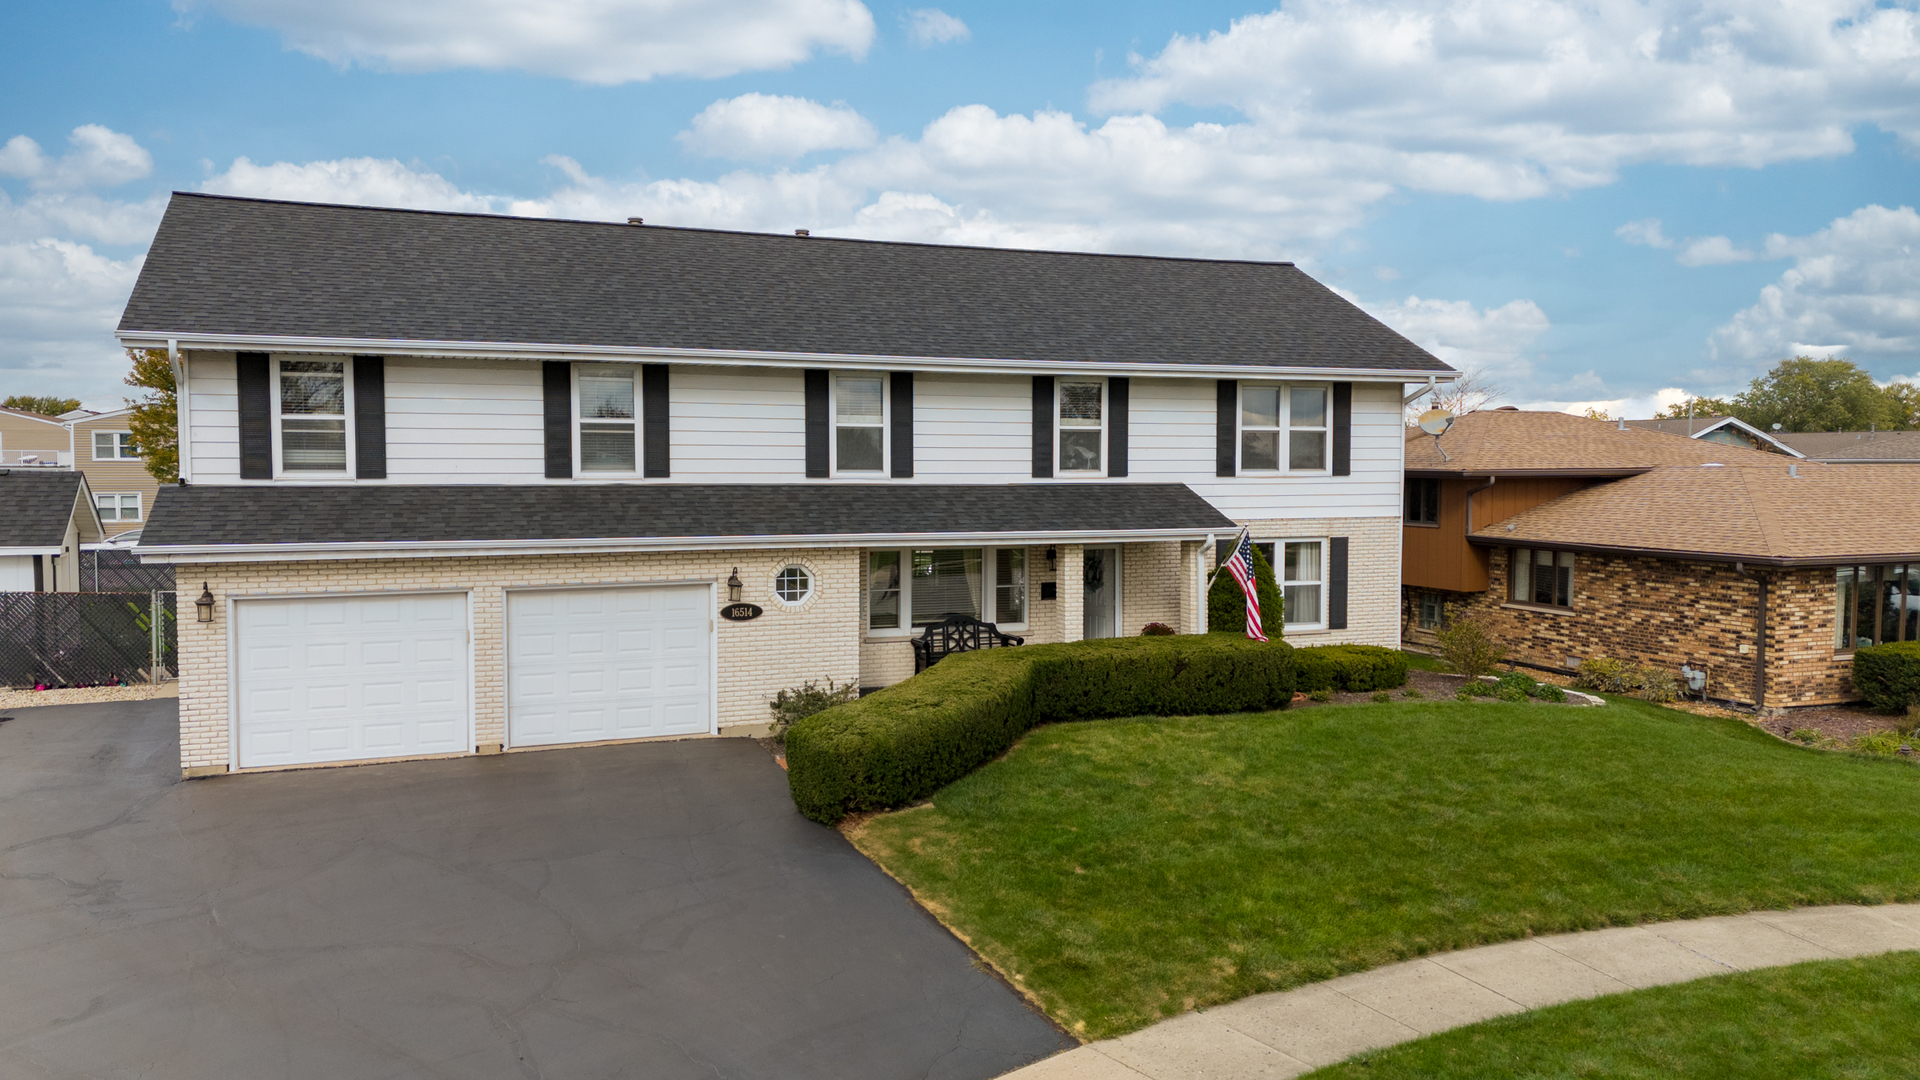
194,583,215,623
1045,545,1057,570
726,568,743,603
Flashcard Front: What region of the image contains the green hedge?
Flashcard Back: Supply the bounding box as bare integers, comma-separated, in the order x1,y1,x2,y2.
1292,644,1410,693
785,635,1296,824
1852,641,1920,713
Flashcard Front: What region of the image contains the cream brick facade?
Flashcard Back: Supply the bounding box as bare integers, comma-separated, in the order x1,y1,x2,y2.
1232,516,1402,647
176,548,861,774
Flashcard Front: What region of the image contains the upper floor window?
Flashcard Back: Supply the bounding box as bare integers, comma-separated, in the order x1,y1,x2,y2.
1510,548,1575,608
278,359,348,472
1058,379,1104,474
1240,384,1328,472
834,374,887,474
577,364,636,472
95,492,140,522
92,431,139,461
1406,478,1440,525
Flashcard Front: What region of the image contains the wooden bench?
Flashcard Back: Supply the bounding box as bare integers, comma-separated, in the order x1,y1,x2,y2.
911,615,1025,673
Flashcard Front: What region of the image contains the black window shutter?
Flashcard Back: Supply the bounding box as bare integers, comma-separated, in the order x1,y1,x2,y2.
804,369,829,478
1328,536,1350,630
641,363,670,478
236,351,272,479
1107,377,1129,478
353,356,386,480
890,371,913,478
1215,379,1237,477
542,361,572,479
1031,376,1054,478
1332,382,1353,476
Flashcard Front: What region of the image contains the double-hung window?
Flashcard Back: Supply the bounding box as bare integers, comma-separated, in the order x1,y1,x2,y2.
1240,384,1328,472
95,493,140,522
1510,548,1575,608
834,374,886,474
866,546,1027,634
1282,540,1324,628
277,359,349,473
92,432,139,461
577,364,637,472
1057,379,1105,474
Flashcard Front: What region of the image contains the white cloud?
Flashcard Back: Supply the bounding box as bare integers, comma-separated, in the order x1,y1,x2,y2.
200,156,504,212
1090,0,1920,202
678,94,878,160
0,189,167,246
1351,292,1551,390
1513,386,1693,420
1676,234,1756,266
1615,218,1673,249
0,125,153,191
175,0,876,84
0,239,145,408
905,8,970,47
1712,203,1920,364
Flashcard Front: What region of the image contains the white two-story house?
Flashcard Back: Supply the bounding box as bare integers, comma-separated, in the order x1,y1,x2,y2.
120,193,1453,778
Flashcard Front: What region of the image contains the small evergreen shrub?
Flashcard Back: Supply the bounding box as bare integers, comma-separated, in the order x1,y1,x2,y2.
768,678,861,740
785,635,1297,823
1852,642,1920,714
1293,644,1410,692
1207,542,1285,640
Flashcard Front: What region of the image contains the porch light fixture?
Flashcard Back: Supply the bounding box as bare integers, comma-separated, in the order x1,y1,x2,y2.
1045,545,1057,570
726,568,743,603
194,583,215,623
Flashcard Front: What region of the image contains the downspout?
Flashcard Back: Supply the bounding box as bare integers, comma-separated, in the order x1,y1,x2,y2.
1403,376,1439,407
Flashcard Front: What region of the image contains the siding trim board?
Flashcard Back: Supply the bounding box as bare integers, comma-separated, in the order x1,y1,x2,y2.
235,351,272,480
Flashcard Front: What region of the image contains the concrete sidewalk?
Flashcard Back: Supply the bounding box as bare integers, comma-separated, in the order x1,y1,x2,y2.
1002,903,1920,1079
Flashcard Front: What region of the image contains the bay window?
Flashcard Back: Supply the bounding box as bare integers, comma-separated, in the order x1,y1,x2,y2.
867,546,1029,634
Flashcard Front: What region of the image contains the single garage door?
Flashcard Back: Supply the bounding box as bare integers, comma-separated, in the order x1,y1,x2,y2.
507,585,712,747
235,593,470,769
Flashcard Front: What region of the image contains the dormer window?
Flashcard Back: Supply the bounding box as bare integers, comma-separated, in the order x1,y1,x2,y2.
277,359,348,472
577,364,637,472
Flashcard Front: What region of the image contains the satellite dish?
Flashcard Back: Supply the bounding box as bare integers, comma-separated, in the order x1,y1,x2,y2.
1418,408,1456,436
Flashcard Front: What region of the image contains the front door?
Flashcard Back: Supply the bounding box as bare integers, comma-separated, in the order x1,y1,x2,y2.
1083,547,1120,639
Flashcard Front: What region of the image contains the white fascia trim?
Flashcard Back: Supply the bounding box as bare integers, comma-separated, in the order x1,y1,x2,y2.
0,546,60,556
135,527,1222,564
116,330,1457,383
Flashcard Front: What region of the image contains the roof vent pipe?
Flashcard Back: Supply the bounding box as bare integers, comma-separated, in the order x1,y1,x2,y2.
794,228,810,237
1617,417,1626,431
627,217,644,225
1789,463,1799,478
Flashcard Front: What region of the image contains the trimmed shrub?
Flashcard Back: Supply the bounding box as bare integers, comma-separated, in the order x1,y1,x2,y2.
1140,622,1175,636
785,635,1296,824
1293,644,1410,693
1852,642,1920,714
1574,656,1680,703
1208,542,1285,640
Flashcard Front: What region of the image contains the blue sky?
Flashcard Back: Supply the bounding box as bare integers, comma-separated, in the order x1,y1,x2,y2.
3,0,1917,413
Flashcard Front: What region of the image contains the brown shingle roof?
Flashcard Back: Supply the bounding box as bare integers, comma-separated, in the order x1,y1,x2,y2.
1406,409,1787,475
1773,430,1920,462
1469,462,1920,564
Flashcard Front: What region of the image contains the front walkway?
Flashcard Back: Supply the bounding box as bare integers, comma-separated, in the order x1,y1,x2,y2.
1003,903,1920,1079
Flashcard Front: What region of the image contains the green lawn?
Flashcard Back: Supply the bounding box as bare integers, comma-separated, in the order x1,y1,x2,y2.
1305,952,1920,1079
849,697,1920,1039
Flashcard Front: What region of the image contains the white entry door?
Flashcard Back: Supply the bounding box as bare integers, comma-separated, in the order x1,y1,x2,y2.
507,585,713,748
235,593,470,769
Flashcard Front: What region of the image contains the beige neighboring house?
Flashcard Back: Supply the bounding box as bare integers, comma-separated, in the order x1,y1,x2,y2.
0,406,73,468
68,407,162,538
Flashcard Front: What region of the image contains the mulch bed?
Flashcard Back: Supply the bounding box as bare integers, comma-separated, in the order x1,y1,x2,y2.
1752,705,1912,743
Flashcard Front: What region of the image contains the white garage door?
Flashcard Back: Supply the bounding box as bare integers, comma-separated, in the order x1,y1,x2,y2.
235,593,470,769
507,585,712,748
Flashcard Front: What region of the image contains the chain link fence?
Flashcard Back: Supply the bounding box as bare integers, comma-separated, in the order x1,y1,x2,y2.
0,591,177,689
81,548,176,593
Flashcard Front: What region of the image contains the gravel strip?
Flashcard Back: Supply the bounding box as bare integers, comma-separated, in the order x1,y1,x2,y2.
0,684,176,710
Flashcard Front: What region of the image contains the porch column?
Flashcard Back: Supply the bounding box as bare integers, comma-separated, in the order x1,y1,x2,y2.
1060,544,1085,642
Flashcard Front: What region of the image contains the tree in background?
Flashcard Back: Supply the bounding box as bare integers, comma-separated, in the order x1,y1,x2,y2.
1207,542,1285,640
2,394,82,416
1729,357,1906,433
1652,395,1739,421
123,348,179,483
1409,364,1506,423
1886,382,1920,428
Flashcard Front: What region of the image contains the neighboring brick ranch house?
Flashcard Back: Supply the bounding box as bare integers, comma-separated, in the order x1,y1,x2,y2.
1402,410,1920,708
120,193,1455,778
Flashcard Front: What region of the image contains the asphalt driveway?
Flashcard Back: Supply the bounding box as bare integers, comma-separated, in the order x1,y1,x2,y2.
0,701,1073,1079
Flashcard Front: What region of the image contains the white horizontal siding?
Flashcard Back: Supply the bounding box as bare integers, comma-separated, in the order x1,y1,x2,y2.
186,351,239,483
670,365,807,483
911,373,1031,482
385,357,545,483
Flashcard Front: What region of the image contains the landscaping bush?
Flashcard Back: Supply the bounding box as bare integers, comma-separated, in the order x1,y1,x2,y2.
1574,656,1679,703
785,635,1297,824
1433,613,1505,680
1851,641,1920,714
1292,644,1410,693
767,678,860,741
1139,622,1175,636
1207,542,1284,639
1495,669,1567,703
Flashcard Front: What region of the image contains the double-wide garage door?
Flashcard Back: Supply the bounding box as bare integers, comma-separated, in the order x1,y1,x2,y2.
233,585,712,769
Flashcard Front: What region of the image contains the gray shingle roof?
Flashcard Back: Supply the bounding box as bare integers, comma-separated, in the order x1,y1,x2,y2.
121,194,1452,374
0,471,83,548
140,482,1235,549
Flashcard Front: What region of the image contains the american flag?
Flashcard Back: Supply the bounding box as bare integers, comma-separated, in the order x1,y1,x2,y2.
1222,531,1267,642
